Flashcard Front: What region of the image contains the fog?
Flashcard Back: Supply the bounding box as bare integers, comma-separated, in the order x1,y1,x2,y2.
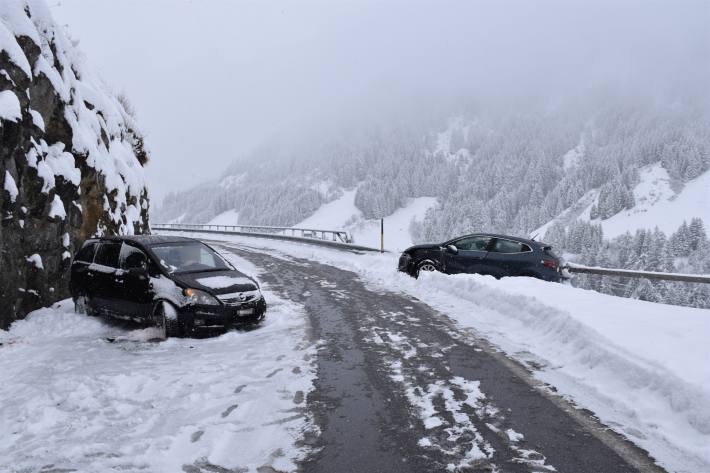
51,0,710,203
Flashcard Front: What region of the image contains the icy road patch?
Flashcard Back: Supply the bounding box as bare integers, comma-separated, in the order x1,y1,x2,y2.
0,258,316,473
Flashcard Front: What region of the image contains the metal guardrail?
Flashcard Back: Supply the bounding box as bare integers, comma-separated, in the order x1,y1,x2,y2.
154,222,352,243
152,223,384,253
565,263,710,284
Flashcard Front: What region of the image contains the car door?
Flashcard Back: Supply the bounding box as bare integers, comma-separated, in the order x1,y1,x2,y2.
70,241,99,298
485,238,533,277
444,235,493,274
90,241,123,316
116,243,153,321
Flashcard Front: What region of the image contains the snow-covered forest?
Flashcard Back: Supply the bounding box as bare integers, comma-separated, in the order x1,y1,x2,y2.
155,93,710,308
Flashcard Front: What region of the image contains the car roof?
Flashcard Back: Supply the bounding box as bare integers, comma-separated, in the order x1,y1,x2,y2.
455,233,545,247
90,235,198,246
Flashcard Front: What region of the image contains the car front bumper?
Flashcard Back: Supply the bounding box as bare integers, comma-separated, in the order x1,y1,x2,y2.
398,253,413,273
179,297,267,333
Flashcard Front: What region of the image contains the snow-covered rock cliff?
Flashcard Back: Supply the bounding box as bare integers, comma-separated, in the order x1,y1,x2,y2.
0,0,150,328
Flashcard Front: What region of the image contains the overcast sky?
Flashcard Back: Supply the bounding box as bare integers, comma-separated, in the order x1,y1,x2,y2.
51,0,709,204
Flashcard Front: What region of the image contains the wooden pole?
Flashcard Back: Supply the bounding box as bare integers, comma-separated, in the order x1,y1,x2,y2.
380,218,384,253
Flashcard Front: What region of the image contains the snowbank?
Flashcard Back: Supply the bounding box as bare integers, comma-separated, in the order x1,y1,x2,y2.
162,230,710,473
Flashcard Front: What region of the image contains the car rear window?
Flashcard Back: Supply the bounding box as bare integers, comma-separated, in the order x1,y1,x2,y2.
74,242,98,263
543,246,559,258
94,242,122,268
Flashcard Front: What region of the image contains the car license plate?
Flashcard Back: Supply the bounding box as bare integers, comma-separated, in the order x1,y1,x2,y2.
237,308,254,316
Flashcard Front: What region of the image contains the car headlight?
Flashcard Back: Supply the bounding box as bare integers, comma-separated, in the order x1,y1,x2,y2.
183,288,220,306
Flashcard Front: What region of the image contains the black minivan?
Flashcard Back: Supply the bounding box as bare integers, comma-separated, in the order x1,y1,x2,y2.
70,235,266,338
398,233,562,281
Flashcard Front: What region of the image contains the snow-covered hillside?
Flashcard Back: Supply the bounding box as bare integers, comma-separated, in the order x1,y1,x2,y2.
295,189,436,251
591,164,710,238
0,0,150,328
537,163,710,239
208,209,240,226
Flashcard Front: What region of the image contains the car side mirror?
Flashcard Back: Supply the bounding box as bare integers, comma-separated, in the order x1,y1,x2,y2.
124,253,148,276
446,244,458,254
128,266,148,278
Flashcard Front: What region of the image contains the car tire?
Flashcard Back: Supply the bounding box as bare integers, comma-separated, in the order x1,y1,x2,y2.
154,301,181,339
74,294,96,316
415,260,439,277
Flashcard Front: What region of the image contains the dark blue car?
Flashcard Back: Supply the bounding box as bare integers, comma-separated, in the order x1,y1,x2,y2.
398,233,563,281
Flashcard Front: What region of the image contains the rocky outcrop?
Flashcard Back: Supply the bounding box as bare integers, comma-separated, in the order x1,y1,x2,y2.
0,1,150,329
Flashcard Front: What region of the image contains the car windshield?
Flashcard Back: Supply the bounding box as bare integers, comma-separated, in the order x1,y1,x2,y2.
150,242,232,273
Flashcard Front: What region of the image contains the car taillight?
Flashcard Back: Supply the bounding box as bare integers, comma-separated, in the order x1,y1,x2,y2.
542,259,558,271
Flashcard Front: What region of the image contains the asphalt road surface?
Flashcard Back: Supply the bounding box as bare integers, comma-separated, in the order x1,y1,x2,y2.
218,243,666,473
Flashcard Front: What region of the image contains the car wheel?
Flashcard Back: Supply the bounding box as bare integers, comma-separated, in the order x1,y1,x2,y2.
416,260,439,277
154,301,181,339
74,294,96,316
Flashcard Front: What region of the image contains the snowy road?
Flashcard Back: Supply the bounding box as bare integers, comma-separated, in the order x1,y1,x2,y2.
0,241,673,473
221,243,665,473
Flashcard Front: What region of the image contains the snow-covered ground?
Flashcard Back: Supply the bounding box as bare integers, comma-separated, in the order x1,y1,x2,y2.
295,189,436,251
161,231,710,473
0,253,316,473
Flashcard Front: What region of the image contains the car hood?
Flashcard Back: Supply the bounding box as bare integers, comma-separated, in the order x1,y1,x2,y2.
403,243,442,253
171,269,259,295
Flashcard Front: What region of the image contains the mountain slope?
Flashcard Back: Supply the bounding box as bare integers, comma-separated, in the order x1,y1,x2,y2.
154,93,710,307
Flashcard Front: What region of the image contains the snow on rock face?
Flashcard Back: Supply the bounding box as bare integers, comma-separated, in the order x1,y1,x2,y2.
25,253,43,269
0,0,150,329
48,194,66,219
3,170,18,202
0,89,21,121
